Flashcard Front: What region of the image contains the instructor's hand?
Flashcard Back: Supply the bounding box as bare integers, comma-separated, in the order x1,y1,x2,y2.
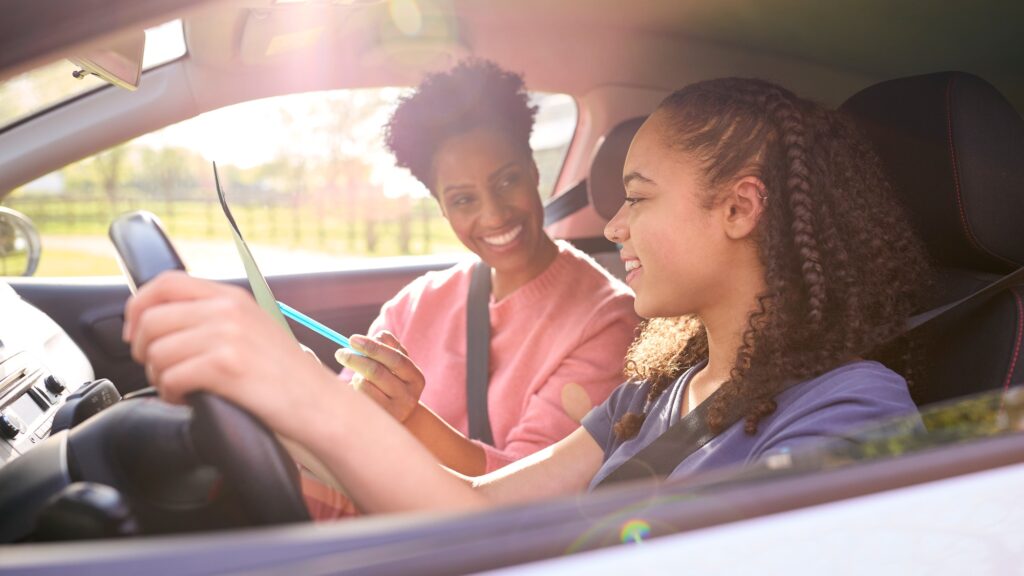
336,331,424,423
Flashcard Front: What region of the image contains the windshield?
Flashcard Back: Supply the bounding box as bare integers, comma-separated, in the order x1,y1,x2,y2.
0,20,186,130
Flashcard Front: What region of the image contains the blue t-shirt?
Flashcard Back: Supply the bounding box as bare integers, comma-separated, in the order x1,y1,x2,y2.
582,360,918,489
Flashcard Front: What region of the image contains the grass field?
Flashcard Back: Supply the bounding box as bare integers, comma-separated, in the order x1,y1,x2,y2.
35,248,122,277
0,253,30,276
10,198,462,253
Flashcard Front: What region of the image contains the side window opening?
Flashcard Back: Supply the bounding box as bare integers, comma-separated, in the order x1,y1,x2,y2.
2,89,577,278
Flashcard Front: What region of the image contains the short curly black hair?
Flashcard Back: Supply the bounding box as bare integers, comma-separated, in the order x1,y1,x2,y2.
384,59,538,195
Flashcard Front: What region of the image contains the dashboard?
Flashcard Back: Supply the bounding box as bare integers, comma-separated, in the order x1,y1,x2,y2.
0,281,96,467
0,279,303,542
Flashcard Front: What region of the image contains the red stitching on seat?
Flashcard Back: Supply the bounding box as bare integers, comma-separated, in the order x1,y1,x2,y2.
946,77,982,252
1003,289,1024,393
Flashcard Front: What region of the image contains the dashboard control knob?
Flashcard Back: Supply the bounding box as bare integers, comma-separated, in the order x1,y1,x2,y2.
44,374,66,394
0,413,21,439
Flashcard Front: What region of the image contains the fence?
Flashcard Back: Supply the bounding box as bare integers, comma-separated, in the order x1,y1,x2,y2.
3,188,462,258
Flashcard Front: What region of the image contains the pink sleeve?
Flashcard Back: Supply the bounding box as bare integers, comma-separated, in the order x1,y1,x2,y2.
474,299,637,471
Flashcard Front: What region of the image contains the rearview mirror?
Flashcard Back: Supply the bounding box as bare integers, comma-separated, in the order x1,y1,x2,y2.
68,29,145,91
0,207,42,277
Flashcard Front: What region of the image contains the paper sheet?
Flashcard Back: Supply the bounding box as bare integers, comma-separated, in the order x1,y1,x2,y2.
213,162,295,339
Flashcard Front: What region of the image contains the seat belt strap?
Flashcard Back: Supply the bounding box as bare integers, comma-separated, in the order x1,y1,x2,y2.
905,266,1024,331
542,180,589,227
595,383,726,489
466,262,494,445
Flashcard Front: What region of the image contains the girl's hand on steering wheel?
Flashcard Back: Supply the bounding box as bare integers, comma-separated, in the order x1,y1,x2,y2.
336,331,425,423
124,271,327,440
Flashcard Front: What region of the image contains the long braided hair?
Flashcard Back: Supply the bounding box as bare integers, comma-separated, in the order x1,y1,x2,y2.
614,78,930,439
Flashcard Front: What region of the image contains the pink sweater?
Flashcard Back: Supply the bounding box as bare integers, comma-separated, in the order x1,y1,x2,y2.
364,241,639,471
301,242,639,519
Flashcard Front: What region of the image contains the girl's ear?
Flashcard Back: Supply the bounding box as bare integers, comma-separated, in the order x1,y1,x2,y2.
721,176,767,240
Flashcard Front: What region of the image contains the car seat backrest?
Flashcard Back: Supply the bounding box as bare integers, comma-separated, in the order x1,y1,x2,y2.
583,116,646,278
588,116,647,221
841,71,1024,405
544,116,646,279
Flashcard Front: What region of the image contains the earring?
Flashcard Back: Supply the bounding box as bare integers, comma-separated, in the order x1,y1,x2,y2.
757,189,769,204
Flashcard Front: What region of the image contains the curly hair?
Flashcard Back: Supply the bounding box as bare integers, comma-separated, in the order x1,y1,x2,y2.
614,78,931,440
384,59,538,194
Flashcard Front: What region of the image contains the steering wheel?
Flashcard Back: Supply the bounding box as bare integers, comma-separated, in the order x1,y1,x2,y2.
105,211,311,528
189,393,310,525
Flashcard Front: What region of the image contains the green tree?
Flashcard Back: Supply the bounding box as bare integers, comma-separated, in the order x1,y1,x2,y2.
140,146,199,227
92,145,131,208
396,193,412,253
311,91,394,252
140,146,195,198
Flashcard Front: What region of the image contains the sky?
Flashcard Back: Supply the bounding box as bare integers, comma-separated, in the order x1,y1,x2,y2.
136,90,576,198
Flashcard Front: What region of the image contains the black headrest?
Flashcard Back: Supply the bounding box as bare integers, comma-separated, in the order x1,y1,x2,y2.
588,116,647,221
840,72,1024,274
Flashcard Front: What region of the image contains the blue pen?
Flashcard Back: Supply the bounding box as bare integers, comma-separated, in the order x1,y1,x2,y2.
277,300,361,354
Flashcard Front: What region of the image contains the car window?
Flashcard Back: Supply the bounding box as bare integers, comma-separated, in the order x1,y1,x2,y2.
0,20,186,131
0,89,577,278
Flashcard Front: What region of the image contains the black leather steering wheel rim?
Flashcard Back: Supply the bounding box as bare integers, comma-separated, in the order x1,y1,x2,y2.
189,393,310,525
108,211,309,526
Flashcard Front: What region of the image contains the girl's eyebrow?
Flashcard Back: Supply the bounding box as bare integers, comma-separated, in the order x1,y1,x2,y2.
623,170,655,188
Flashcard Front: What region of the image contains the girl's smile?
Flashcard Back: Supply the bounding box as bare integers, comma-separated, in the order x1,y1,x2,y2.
621,255,643,285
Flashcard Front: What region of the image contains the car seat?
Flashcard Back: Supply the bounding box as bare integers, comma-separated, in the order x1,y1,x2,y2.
841,72,1024,405
543,116,647,278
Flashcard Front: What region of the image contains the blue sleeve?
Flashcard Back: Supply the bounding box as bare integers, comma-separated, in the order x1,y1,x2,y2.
581,380,647,456
751,363,921,459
